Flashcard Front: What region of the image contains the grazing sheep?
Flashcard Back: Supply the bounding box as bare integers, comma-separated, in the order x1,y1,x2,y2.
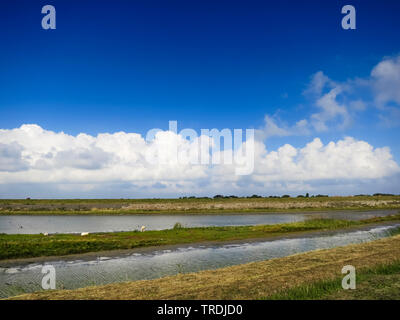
43,232,49,236
140,226,146,232
81,232,89,236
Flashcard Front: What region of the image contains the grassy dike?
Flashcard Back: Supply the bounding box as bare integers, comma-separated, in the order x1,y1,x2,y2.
1,214,400,261
9,233,400,300
1,195,400,215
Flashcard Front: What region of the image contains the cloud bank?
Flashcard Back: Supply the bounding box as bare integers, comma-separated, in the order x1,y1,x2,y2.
0,124,398,198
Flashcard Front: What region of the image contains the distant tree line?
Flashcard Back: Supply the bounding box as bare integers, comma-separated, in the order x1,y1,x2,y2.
177,193,397,200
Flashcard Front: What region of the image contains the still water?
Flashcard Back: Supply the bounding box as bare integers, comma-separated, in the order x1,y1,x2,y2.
0,210,397,234
0,223,398,298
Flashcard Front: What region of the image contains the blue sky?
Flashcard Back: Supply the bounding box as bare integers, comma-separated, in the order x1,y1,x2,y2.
0,0,399,197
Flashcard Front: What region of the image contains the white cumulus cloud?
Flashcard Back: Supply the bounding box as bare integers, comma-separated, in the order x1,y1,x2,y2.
371,55,400,108
260,54,400,138
0,124,398,197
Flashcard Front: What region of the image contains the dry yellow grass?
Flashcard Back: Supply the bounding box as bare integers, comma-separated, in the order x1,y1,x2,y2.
3,196,400,215
119,198,400,211
10,234,400,300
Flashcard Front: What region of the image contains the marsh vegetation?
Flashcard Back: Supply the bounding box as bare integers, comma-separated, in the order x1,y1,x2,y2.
1,195,400,215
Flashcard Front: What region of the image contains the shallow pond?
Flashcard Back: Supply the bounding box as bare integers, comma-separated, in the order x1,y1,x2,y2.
0,210,397,234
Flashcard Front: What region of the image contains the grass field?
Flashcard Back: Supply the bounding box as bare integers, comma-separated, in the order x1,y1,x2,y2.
1,195,400,215
268,261,400,300
9,233,400,300
1,214,400,261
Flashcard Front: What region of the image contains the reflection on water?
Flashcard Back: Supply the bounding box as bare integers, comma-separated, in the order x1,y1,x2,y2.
0,210,397,234
1,223,398,298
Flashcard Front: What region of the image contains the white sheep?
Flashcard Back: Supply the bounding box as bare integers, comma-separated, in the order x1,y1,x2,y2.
140,226,146,232
81,232,89,236
43,232,49,236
